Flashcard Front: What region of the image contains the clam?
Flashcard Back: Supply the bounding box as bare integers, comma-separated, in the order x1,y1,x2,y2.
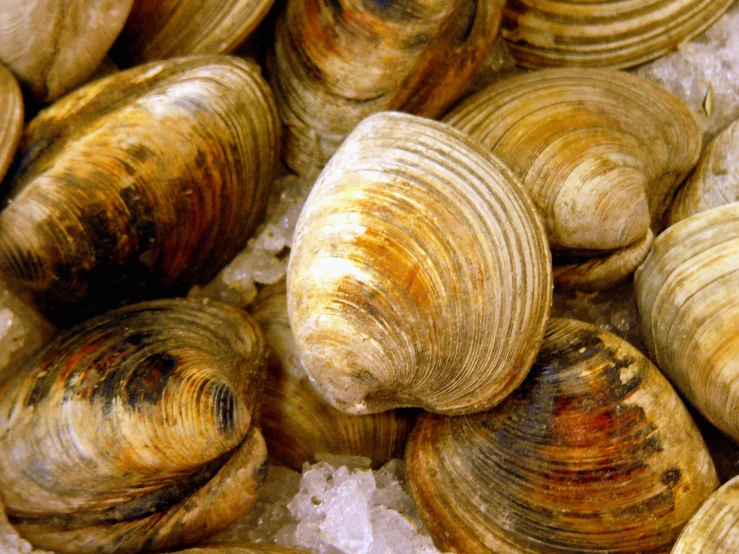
287,111,552,415
500,0,734,69
635,203,739,443
443,68,702,289
111,0,276,67
251,281,416,469
668,117,739,225
0,63,22,184
270,0,505,175
407,318,719,553
672,474,739,553
0,55,280,324
0,0,135,101
171,547,311,554
0,297,268,554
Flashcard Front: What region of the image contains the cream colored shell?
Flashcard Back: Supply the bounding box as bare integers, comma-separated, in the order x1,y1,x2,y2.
669,117,739,225
287,111,552,415
0,63,22,183
0,0,135,101
636,203,739,442
500,0,734,69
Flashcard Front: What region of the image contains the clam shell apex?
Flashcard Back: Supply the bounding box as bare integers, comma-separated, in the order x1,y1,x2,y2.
287,111,552,415
0,55,280,323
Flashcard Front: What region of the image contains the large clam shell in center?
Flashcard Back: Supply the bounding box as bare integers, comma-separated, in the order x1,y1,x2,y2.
287,111,552,415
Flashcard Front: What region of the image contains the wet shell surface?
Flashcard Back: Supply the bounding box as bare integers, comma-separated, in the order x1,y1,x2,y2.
111,0,276,66
0,297,268,554
0,55,280,324
0,63,22,184
500,0,734,69
251,281,416,470
287,111,552,415
0,0,135,101
270,0,504,174
443,68,702,289
635,203,739,442
668,117,739,225
672,474,739,553
407,318,719,553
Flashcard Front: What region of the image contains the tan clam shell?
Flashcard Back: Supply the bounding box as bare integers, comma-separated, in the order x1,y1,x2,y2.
111,0,276,66
251,281,416,469
270,0,504,175
0,0,135,101
669,117,739,225
0,297,268,554
672,474,739,553
500,0,734,69
0,63,22,184
287,111,552,415
443,68,702,289
635,203,739,442
407,318,719,553
0,55,279,324
171,547,311,554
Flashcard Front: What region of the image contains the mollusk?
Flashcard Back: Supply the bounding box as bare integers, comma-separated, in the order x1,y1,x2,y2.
270,0,504,175
252,281,416,469
668,117,739,225
111,0,276,67
500,0,734,69
0,63,22,184
0,0,135,101
0,297,268,554
635,203,739,442
443,68,702,289
407,318,718,553
287,111,552,415
0,55,280,324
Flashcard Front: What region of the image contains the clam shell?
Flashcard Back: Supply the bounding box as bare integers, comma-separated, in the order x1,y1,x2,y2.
0,297,268,553
0,55,280,324
672,474,739,553
443,68,701,289
287,111,552,415
407,318,718,553
668,117,739,225
0,0,135,101
270,0,504,175
252,281,416,469
111,0,276,66
172,547,311,554
635,203,739,442
0,63,22,184
500,0,734,69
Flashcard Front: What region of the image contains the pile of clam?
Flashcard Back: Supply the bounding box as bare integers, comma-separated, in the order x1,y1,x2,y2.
1,0,739,552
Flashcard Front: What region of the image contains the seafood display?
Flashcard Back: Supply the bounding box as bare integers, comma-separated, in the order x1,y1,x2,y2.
0,1,737,553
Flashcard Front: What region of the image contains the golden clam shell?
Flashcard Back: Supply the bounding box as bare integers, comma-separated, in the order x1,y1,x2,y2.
111,0,276,66
172,546,311,554
668,117,739,225
287,111,552,415
672,474,739,553
635,203,739,443
270,0,504,175
252,281,416,469
0,0,135,101
0,63,22,184
500,0,734,69
407,318,719,553
0,55,280,324
0,297,268,554
443,68,702,289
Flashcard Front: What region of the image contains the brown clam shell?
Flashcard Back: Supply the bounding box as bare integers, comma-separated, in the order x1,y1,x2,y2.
0,0,135,101
0,63,22,184
500,0,734,69
111,0,276,66
251,281,416,469
171,547,311,554
0,297,268,553
270,0,504,175
407,318,718,553
0,55,280,324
